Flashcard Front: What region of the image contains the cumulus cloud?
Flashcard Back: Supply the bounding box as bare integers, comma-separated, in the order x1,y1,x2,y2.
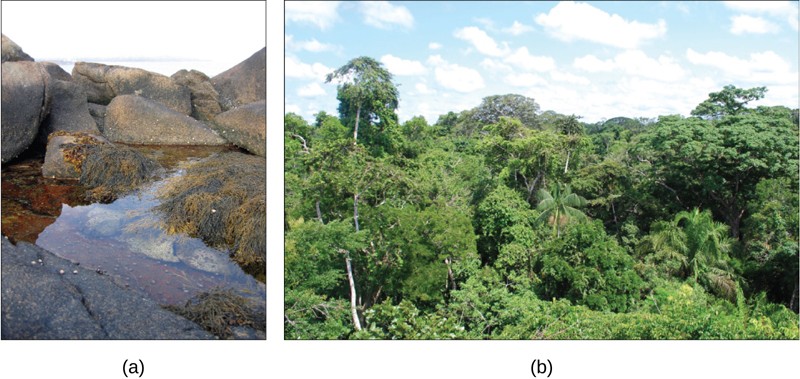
285,55,331,80
503,21,535,35
380,54,427,76
723,1,799,31
360,1,414,29
535,1,667,49
504,72,546,87
550,70,591,85
298,82,326,97
686,48,794,84
427,55,485,93
285,35,339,53
415,82,436,95
572,50,684,81
454,26,509,57
504,47,556,72
286,1,341,30
428,42,442,50
730,15,779,34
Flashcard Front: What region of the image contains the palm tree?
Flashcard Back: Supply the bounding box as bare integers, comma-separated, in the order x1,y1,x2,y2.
535,183,588,237
645,208,737,299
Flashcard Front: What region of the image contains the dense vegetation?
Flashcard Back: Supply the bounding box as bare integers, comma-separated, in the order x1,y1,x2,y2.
285,56,799,339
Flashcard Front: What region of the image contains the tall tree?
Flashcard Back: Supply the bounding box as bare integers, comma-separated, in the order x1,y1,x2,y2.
472,94,540,129
536,183,588,237
690,85,766,120
326,56,400,155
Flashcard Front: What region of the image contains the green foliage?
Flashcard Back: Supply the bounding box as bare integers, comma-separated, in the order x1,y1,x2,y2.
472,93,541,129
534,220,643,312
691,85,767,119
535,183,588,237
355,300,468,339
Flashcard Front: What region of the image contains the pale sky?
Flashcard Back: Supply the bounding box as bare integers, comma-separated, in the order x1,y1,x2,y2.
1,1,266,77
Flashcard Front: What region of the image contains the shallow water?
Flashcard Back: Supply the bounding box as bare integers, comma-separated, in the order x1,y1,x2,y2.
2,145,265,306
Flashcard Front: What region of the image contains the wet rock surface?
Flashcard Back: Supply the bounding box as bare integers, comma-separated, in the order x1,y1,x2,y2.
42,132,109,179
1,237,213,339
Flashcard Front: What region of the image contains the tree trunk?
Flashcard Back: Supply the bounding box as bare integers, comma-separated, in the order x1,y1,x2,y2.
353,193,360,232
345,254,362,331
315,200,323,223
564,150,571,174
353,105,361,145
790,281,798,313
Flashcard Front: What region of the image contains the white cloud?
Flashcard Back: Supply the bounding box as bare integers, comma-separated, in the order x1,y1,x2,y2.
286,1,341,30
285,35,339,53
480,58,512,72
504,73,546,87
285,55,331,80
415,82,436,95
572,50,684,81
285,103,302,115
504,47,556,72
503,21,535,35
427,55,485,93
454,26,509,57
550,70,591,85
730,15,779,34
573,54,615,72
428,42,442,50
298,82,326,97
686,48,794,84
359,1,414,29
723,1,799,31
535,1,667,49
380,54,427,76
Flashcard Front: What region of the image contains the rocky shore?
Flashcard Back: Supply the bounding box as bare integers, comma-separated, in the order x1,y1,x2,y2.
1,34,266,339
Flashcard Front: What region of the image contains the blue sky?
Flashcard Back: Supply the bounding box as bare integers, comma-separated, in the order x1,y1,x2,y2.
285,1,799,124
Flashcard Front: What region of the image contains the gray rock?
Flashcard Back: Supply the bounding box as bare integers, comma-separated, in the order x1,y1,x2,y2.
72,62,191,114
171,69,222,121
1,34,34,62
88,103,107,133
104,95,227,145
1,238,212,339
39,62,72,81
211,47,265,111
42,132,109,179
39,79,100,139
211,100,266,157
1,61,51,163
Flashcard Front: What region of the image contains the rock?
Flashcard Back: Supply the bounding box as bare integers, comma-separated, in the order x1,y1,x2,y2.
1,61,51,163
71,62,191,114
175,244,234,275
211,100,266,157
39,62,72,81
87,103,107,133
104,95,227,145
211,47,265,111
1,34,34,62
1,238,212,339
39,79,100,140
124,232,179,263
171,69,222,121
42,132,109,179
85,207,125,237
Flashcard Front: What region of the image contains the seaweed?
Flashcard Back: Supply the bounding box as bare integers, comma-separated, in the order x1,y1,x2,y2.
164,288,265,339
79,144,162,202
155,152,265,279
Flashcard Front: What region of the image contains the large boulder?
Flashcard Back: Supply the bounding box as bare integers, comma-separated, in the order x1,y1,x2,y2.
42,131,109,179
211,47,265,111
1,237,213,339
1,34,34,62
211,100,266,157
1,61,51,163
38,62,72,81
72,62,191,114
104,95,227,145
87,103,107,133
39,79,100,139
171,69,222,121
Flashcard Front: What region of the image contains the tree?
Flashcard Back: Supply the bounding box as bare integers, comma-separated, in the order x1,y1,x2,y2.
472,94,540,128
535,183,588,237
326,56,399,155
691,85,766,120
642,208,737,299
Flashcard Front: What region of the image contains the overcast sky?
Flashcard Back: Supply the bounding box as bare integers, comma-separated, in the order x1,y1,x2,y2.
1,1,266,77
285,1,799,124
